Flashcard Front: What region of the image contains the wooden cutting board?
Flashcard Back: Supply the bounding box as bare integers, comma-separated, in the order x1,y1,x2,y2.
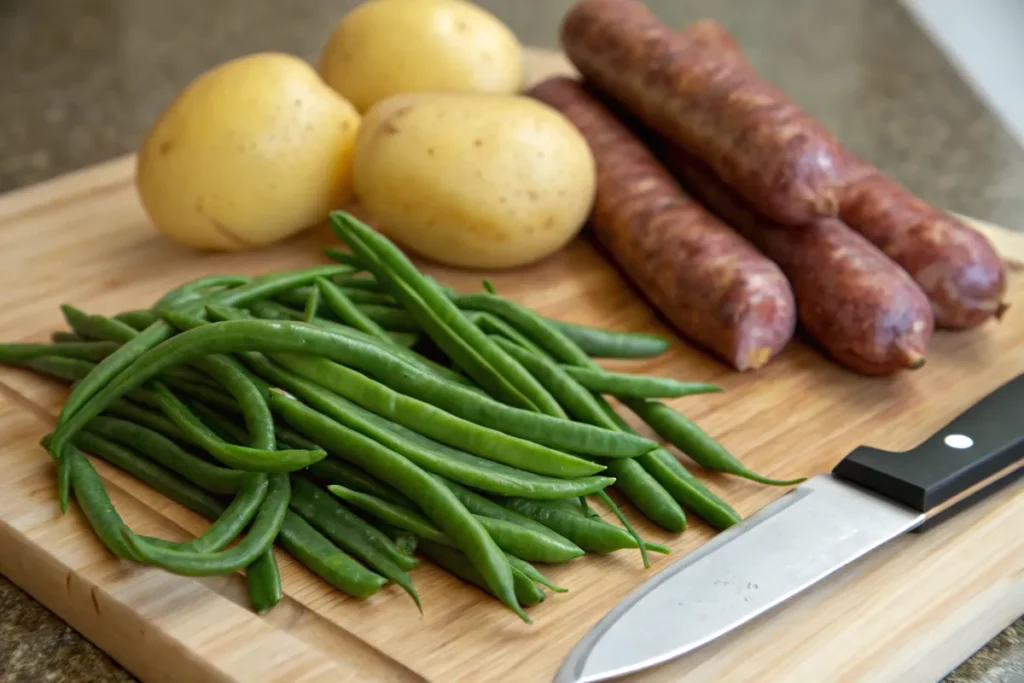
0,48,1022,683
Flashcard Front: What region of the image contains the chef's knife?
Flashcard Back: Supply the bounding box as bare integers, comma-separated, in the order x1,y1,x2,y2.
556,372,1024,683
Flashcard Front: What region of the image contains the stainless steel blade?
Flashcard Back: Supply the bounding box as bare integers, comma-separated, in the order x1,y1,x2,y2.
555,475,925,683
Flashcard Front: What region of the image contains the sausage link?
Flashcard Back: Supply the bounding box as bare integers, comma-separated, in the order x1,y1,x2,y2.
656,145,935,375
560,0,847,225
839,162,1008,329
529,77,796,371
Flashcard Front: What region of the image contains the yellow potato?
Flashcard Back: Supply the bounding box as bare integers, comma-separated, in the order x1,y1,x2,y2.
318,0,522,113
137,52,360,251
353,92,596,269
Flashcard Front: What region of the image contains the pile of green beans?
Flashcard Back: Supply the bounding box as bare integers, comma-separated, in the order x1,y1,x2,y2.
0,210,804,623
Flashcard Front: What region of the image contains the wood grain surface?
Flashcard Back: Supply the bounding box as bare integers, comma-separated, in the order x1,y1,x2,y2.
0,49,1021,683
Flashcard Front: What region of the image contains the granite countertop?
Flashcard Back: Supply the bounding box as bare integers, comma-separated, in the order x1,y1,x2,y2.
0,0,1021,681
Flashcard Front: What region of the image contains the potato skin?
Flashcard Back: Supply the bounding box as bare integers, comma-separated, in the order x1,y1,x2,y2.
136,52,360,251
318,0,523,113
352,92,597,269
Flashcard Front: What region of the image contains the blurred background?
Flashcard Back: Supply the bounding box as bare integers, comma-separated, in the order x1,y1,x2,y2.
1,0,1024,232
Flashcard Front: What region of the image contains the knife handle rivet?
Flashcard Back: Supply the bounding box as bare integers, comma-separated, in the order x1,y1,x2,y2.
943,434,974,449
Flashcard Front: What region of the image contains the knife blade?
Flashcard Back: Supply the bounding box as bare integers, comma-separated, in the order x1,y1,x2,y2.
556,372,1024,683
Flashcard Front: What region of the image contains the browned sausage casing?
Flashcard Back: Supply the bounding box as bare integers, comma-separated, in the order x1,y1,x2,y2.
657,146,935,375
560,0,847,226
839,163,1008,329
528,76,796,371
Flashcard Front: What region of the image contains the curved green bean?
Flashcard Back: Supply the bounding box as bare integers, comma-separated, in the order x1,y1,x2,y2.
123,473,290,576
245,353,612,497
85,416,250,494
624,399,806,487
245,301,420,350
51,331,85,343
270,389,528,623
74,430,224,521
173,473,269,552
61,444,142,561
152,384,326,472
153,274,251,311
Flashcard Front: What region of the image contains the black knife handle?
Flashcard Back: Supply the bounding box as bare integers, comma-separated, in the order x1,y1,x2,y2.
833,373,1024,519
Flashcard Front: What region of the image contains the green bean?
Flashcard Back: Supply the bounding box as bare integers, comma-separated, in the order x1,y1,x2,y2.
329,484,583,563
247,551,284,613
85,416,250,494
416,539,545,607
51,331,85,343
312,281,470,384
173,473,269,552
302,284,320,322
503,498,668,555
331,212,551,412
439,480,585,552
272,353,603,478
73,431,224,521
315,277,391,341
103,400,189,443
60,305,138,343
189,353,277,453
152,384,326,472
278,512,387,598
323,246,365,270
270,390,528,622
246,300,420,350
59,444,142,561
552,321,672,359
624,399,805,486
352,303,420,332
491,337,684,535
153,274,252,311
113,310,161,331
293,478,419,573
337,288,397,306
560,366,721,400
246,354,612,498
308,460,414,508
329,484,451,544
465,311,544,354
50,267,348,511
123,473,290,576
189,401,251,444
0,341,119,364
12,356,101,383
49,317,652,468
507,555,567,593
332,274,381,290
290,477,421,609
57,264,351,428
479,301,743,528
